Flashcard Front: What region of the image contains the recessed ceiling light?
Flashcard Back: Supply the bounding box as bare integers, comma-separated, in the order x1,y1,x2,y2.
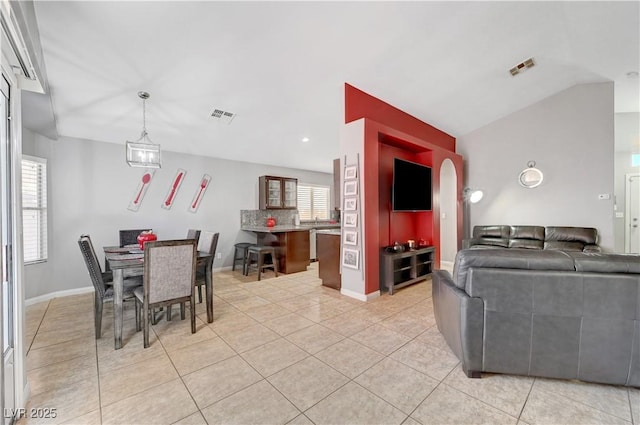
302,137,310,142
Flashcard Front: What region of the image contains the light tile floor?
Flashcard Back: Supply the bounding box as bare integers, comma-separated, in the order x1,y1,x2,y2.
21,263,640,425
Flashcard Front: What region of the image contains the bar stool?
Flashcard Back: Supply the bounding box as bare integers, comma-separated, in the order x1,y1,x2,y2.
245,245,279,281
232,242,253,274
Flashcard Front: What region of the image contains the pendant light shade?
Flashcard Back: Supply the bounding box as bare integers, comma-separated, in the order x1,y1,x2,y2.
126,91,161,168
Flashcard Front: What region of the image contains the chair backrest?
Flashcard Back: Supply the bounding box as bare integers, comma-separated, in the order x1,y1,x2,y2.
186,229,201,243
80,233,103,273
143,239,196,304
197,231,219,255
119,229,151,247
78,235,107,298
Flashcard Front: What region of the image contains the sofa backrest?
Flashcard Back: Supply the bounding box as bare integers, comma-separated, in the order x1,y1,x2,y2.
452,248,575,290
468,225,599,252
508,225,545,249
544,226,598,252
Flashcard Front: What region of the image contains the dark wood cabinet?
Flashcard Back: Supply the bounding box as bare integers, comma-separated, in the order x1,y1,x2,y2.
259,176,297,209
317,232,341,290
256,230,310,274
380,246,435,295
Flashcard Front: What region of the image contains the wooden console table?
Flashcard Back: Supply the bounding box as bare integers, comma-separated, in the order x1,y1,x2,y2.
379,246,435,295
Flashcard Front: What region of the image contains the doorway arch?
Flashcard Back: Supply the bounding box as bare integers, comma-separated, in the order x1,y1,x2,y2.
439,159,458,270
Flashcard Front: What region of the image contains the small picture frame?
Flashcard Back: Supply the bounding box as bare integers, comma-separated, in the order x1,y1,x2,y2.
343,212,358,227
344,197,357,211
344,180,358,196
343,230,358,246
344,165,357,180
342,248,360,269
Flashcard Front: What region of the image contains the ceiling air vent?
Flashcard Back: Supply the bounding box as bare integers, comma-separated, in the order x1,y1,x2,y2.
210,108,236,124
509,58,535,77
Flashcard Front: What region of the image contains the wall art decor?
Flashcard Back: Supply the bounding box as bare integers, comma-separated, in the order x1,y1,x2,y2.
127,169,155,212
162,168,186,210
343,230,358,246
342,248,360,269
344,165,357,180
189,174,211,213
344,197,357,211
344,180,358,196
343,212,358,227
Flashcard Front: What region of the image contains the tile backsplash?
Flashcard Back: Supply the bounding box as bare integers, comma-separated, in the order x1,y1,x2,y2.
241,209,298,227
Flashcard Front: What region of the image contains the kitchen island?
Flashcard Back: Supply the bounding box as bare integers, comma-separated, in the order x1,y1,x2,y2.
241,225,311,274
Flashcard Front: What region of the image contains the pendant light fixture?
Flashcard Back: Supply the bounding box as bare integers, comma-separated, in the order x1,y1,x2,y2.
126,91,161,168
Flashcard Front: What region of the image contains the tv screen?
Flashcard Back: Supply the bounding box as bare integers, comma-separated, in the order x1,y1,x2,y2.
392,158,432,211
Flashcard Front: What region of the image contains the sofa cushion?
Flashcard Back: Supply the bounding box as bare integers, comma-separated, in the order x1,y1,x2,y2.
511,226,545,241
473,225,510,239
452,248,576,290
567,252,640,274
545,226,597,244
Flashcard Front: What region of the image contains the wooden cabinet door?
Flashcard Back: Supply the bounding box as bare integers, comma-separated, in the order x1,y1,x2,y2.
266,178,282,208
283,178,297,208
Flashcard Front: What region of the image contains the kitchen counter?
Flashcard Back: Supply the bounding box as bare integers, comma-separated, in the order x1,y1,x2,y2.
241,223,340,233
316,229,341,236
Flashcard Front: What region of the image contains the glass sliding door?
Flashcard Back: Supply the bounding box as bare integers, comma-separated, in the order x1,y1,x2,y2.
1,73,15,425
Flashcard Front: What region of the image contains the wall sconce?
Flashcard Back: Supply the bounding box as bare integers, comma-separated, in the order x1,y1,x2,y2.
126,91,161,168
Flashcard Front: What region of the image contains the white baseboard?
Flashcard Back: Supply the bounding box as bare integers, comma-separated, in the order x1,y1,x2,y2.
340,288,380,302
439,260,454,272
25,286,94,306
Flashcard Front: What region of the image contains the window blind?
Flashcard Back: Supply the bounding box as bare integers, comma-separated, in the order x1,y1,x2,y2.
22,156,47,264
297,184,330,220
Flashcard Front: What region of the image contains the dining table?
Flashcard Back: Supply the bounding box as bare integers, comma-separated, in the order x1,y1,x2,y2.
104,245,214,349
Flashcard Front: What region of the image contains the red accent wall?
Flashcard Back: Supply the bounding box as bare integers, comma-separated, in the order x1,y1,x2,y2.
344,84,464,295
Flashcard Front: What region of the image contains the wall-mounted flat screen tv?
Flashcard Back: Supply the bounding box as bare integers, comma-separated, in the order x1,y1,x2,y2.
392,158,432,211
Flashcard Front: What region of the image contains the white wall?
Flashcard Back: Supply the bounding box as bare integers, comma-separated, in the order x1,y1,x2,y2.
439,159,457,264
457,83,615,251
22,129,331,299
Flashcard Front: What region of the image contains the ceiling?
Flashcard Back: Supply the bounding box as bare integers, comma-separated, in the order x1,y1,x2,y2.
27,1,639,173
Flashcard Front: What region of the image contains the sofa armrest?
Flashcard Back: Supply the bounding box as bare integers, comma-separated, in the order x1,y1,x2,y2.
432,270,484,377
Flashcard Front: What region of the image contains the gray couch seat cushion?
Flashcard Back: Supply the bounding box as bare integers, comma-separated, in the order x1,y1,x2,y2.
452,248,576,290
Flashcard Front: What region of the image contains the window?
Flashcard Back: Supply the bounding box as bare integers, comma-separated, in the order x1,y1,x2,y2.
297,184,330,221
632,153,640,167
22,156,47,264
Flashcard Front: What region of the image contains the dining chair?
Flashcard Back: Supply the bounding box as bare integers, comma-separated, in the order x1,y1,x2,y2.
134,239,197,348
119,228,151,247
195,231,219,303
78,235,142,339
80,233,113,283
186,229,201,243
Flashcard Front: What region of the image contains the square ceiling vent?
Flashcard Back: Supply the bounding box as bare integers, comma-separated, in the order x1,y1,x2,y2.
210,109,236,124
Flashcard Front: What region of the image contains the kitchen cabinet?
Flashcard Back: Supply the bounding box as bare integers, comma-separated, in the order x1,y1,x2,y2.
259,176,298,209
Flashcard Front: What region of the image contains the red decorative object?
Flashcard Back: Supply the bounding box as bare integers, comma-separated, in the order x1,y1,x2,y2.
418,238,429,247
266,217,276,227
137,231,157,250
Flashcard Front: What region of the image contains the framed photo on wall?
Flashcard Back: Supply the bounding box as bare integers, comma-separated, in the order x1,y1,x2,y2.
344,180,358,196
343,212,358,227
342,248,360,269
344,165,357,180
344,197,357,211
343,230,358,246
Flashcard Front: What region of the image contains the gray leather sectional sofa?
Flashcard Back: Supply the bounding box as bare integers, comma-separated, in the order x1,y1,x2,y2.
432,248,640,387
463,225,601,252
